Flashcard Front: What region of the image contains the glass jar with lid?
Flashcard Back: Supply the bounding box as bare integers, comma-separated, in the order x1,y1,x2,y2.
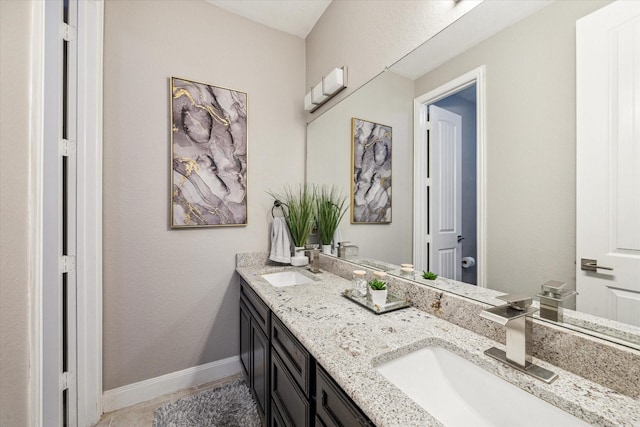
351,270,367,298
373,271,388,281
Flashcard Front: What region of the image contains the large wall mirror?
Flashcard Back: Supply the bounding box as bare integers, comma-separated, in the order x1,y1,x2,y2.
306,0,640,349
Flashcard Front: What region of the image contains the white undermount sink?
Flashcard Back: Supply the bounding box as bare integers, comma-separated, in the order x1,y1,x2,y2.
376,346,589,427
261,271,314,287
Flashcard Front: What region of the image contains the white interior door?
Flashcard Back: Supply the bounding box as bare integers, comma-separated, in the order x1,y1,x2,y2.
429,105,462,280
576,0,640,326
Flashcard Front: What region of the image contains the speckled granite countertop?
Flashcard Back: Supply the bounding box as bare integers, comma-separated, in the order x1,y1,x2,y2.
236,264,640,427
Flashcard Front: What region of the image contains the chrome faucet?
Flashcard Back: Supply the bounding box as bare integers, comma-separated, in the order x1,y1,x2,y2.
535,280,576,323
480,294,558,383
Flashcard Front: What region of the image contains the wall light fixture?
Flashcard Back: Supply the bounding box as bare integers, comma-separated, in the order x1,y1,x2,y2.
304,66,348,112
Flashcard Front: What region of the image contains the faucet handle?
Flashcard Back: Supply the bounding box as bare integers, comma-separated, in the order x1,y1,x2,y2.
541,280,566,297
497,294,533,311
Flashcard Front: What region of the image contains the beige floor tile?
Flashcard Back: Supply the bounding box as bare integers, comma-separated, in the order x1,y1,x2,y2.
94,373,246,426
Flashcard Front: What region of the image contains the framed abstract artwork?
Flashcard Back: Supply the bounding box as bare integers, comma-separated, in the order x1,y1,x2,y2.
170,77,248,227
351,117,392,223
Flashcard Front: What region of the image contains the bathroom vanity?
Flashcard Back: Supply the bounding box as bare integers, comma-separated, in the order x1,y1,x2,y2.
237,252,640,427
240,277,373,426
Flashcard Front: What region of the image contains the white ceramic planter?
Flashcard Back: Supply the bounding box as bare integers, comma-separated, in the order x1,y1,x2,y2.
370,289,388,307
291,246,308,266
291,255,309,267
322,244,332,255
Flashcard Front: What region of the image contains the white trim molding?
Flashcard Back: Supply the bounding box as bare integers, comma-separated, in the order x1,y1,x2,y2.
76,1,104,425
28,1,45,424
29,1,105,425
102,357,243,414
413,65,487,287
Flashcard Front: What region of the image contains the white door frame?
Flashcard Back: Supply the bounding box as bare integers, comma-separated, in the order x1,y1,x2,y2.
76,1,104,424
413,66,487,287
29,1,104,425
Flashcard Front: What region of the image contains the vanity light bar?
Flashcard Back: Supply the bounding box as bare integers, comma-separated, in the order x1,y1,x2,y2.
312,81,329,104
305,66,348,112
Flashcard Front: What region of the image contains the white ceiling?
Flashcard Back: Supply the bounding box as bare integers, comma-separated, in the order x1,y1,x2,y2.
205,0,332,39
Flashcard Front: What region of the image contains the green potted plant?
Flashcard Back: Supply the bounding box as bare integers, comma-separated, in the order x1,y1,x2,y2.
269,184,315,265
314,185,348,255
368,278,388,307
422,271,438,280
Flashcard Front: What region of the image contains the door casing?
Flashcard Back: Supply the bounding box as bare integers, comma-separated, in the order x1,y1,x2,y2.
30,1,104,425
413,66,487,287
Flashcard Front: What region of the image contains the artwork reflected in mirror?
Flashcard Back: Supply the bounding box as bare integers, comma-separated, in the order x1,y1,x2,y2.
351,118,392,224
170,77,248,228
307,1,640,349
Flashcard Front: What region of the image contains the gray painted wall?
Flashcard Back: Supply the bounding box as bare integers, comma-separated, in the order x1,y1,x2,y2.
306,71,414,265
0,1,32,425
103,0,305,390
414,0,612,297
305,0,480,119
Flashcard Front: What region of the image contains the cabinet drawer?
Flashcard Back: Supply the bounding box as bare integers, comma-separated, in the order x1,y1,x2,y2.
315,365,373,427
241,279,270,335
271,350,311,427
271,314,312,397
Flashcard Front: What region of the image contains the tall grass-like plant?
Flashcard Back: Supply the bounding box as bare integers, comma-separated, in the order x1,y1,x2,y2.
269,184,315,248
315,185,348,245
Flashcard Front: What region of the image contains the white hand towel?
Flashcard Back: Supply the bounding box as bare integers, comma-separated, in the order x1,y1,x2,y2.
270,217,292,264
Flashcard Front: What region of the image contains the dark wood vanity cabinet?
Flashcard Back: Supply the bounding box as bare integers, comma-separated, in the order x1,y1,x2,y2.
240,280,271,424
270,314,314,427
315,366,374,427
240,278,372,427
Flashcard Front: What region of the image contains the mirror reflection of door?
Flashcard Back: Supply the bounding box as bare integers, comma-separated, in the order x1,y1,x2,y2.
419,85,478,284
576,0,640,326
429,105,462,281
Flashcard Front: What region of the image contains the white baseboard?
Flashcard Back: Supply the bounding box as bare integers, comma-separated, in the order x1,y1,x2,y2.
102,356,243,414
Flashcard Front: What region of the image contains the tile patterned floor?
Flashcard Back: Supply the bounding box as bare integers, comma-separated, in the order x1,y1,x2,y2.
93,373,245,426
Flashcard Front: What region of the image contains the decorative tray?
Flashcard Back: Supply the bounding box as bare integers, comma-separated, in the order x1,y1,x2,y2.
341,289,411,315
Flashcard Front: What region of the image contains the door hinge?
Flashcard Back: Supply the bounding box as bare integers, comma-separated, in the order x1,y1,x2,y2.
425,119,432,132
425,177,432,187
60,139,76,157
425,235,432,244
61,23,77,42
61,372,75,391
61,255,76,273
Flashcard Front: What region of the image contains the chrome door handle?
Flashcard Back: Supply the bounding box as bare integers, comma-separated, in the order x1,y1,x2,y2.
581,258,614,272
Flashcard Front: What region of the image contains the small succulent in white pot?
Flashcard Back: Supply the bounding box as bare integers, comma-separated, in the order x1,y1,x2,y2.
368,278,388,307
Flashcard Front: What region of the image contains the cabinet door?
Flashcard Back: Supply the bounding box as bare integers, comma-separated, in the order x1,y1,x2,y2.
271,398,288,427
315,366,373,427
239,298,251,376
252,321,270,423
271,314,312,397
271,350,311,427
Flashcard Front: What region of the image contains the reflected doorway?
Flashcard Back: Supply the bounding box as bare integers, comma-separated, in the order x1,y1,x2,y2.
431,87,477,284
413,66,486,287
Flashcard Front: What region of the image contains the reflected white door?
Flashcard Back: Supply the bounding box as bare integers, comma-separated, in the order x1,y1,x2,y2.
429,105,462,280
576,1,640,326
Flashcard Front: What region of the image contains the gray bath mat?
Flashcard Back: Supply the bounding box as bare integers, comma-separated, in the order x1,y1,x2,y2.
153,380,260,427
